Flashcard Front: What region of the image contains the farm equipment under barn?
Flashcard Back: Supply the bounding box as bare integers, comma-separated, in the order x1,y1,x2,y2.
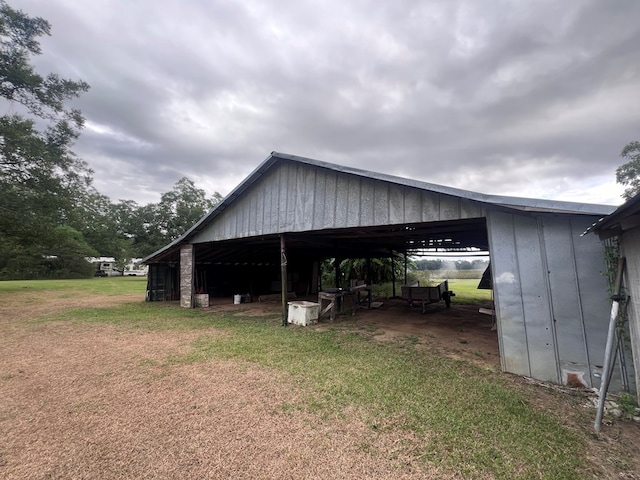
401,280,455,313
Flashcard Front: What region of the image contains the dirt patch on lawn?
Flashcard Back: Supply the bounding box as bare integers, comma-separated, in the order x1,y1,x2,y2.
350,300,500,370
0,290,141,324
219,296,500,370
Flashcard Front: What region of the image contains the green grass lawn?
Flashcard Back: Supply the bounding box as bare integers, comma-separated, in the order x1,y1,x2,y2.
2,277,596,479
448,279,493,305
0,276,147,296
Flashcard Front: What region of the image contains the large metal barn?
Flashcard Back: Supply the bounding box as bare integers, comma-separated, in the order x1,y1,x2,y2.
143,152,633,392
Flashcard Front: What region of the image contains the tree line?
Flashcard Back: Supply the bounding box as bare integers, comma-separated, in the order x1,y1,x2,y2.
414,259,489,271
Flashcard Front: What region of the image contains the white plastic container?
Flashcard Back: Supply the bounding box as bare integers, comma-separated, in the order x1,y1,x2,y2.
233,294,242,305
194,294,209,308
287,301,320,326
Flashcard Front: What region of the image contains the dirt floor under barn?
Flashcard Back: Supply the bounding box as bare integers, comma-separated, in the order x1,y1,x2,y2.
1,292,639,479
210,296,501,371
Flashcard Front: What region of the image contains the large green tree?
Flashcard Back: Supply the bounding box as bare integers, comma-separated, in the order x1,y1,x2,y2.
616,140,640,200
119,178,222,258
155,177,222,242
69,178,223,261
70,188,134,259
0,0,93,278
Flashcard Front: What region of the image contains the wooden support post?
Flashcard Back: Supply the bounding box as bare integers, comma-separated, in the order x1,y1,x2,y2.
390,251,396,298
404,251,408,286
334,257,341,289
280,234,288,327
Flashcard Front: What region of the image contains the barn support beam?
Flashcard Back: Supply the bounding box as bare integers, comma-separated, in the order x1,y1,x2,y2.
311,261,319,293
390,250,397,298
404,252,408,285
280,235,288,327
180,244,195,308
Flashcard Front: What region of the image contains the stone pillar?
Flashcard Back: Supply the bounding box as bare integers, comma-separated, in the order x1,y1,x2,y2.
180,244,194,308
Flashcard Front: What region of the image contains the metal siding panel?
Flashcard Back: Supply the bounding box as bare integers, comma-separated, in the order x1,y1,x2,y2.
622,228,640,399
244,196,252,236
278,165,288,230
421,191,440,222
405,188,422,223
303,167,316,230
572,216,619,388
335,174,349,228
244,190,253,237
191,216,214,243
269,169,280,233
487,211,531,376
346,176,361,227
439,195,460,220
235,198,243,237
313,170,326,230
207,212,219,241
200,213,217,242
512,215,558,383
286,165,297,230
360,178,375,226
374,180,390,225
255,183,264,235
541,215,590,386
239,199,249,237
243,196,251,236
460,198,483,219
291,163,316,231
389,185,404,224
216,212,228,241
230,205,238,239
323,171,337,229
293,164,305,231
248,189,258,236
262,176,272,234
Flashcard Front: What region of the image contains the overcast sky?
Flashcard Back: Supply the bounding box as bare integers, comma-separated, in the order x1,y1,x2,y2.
15,0,640,206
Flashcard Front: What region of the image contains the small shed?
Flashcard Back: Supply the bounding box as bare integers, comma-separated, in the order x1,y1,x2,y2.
591,193,640,400
143,152,632,391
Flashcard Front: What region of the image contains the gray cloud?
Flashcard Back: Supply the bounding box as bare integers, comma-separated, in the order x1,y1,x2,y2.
15,0,640,206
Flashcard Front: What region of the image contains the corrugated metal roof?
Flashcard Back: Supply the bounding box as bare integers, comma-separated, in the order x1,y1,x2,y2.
587,192,640,239
143,152,617,263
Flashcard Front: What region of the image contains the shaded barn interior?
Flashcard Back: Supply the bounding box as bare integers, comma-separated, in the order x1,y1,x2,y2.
146,217,489,300
143,152,631,392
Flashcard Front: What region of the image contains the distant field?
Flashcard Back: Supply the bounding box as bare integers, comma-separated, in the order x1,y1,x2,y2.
370,278,491,305
447,279,492,304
